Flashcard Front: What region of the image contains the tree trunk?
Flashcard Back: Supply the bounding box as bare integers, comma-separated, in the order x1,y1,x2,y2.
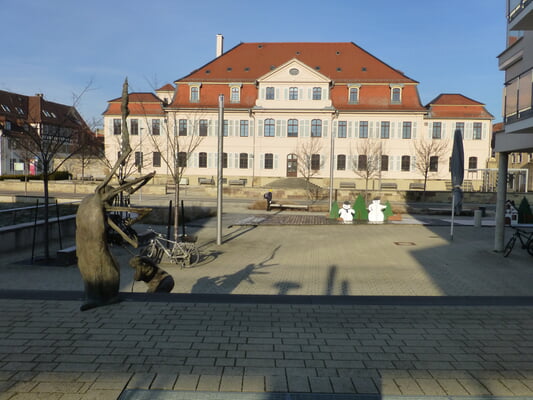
174,178,179,242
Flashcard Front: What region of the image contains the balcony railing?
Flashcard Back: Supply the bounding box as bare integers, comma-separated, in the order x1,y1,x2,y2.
509,0,533,21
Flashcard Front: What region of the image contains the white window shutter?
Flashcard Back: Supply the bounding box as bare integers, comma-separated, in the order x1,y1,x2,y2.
428,122,433,139
323,88,327,100
234,153,239,169
369,121,374,138
258,120,263,137
299,89,303,99
354,121,359,138
228,153,233,169
276,120,281,137
208,120,214,137
248,153,253,169
482,122,487,140
307,88,312,99
250,120,254,137
442,122,446,139
413,122,417,139
348,121,352,138
208,153,214,168
260,88,265,100
396,156,400,171
276,88,280,100
260,154,264,169
284,88,288,100
333,121,337,138
274,154,279,169
323,120,328,138
390,122,395,139
281,120,287,137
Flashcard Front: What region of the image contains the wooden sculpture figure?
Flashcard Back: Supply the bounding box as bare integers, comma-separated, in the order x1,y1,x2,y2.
76,79,154,311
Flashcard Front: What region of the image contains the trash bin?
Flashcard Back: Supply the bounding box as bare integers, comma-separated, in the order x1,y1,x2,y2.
474,210,482,228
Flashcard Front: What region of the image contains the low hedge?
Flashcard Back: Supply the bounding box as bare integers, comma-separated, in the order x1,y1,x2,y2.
0,171,72,181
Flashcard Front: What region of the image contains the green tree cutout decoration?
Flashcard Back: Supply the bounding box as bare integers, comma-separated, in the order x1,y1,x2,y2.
353,195,368,220
383,200,394,220
329,201,340,219
518,197,533,224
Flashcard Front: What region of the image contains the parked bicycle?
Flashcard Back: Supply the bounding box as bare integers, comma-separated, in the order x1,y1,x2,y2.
503,227,533,257
140,228,200,267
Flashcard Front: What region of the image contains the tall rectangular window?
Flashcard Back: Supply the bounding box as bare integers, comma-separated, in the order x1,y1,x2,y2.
199,152,207,168
337,154,346,170
401,155,410,171
312,87,322,100
134,151,143,168
349,87,359,103
473,122,482,140
113,119,121,135
311,120,322,137
381,155,389,171
177,152,187,167
153,152,161,167
239,153,248,169
179,119,187,136
152,119,160,136
358,155,367,171
402,122,411,139
338,121,347,138
264,118,275,137
432,122,442,139
240,120,249,137
468,156,478,169
287,119,298,137
429,156,438,172
311,154,320,170
199,119,208,136
130,119,139,135
391,87,402,103
289,87,298,100
266,87,275,100
359,121,368,138
380,121,390,139
455,122,464,136
230,87,240,103
222,152,228,169
190,87,199,102
264,153,273,169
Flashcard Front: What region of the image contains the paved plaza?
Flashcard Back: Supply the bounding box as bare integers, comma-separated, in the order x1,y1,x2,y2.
1,210,533,399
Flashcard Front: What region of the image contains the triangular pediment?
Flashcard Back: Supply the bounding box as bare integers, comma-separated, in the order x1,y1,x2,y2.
258,59,331,84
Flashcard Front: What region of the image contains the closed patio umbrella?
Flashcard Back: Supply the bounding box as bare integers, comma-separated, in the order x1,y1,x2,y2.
450,129,464,240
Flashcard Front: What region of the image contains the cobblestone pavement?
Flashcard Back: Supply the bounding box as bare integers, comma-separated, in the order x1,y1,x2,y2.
1,212,533,399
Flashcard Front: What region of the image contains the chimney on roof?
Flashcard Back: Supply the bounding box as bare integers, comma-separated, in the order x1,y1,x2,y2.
216,34,224,57
35,93,43,98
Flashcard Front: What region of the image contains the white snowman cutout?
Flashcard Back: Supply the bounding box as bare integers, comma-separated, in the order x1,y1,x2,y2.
338,201,355,223
368,199,386,223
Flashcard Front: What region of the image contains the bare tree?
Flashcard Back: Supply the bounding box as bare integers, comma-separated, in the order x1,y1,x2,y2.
295,138,325,199
413,138,449,199
352,139,383,193
6,84,95,260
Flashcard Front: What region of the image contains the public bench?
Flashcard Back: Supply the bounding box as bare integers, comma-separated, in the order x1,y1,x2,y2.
229,179,246,186
380,182,398,190
270,203,309,211
198,177,214,185
339,182,356,189
409,182,425,190
57,245,77,266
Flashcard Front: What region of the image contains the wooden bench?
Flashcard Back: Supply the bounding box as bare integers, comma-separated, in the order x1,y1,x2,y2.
57,245,77,266
380,182,398,190
339,182,356,189
198,177,214,185
229,179,246,186
409,182,425,190
270,203,309,211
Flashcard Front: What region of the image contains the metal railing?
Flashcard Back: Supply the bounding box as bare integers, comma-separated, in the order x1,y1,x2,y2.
508,0,532,21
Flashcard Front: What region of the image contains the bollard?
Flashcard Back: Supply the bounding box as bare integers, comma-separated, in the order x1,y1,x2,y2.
474,209,482,228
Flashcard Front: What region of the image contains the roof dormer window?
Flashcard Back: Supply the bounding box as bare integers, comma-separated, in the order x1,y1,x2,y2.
188,83,201,103
229,83,242,103
348,84,361,104
390,84,404,104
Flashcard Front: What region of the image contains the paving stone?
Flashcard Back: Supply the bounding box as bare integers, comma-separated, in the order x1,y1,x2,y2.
173,374,198,391
242,375,264,392
196,374,221,391
219,375,242,392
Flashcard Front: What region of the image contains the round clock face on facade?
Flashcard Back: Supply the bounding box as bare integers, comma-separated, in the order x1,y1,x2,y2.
289,68,299,76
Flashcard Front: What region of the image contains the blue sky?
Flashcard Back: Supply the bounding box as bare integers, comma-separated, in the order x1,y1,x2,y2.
1,0,506,127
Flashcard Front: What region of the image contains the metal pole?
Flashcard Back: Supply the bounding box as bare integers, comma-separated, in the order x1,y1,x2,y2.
494,152,508,252
328,114,335,212
216,94,224,245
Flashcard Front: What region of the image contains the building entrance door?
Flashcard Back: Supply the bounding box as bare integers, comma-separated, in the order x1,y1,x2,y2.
287,154,297,177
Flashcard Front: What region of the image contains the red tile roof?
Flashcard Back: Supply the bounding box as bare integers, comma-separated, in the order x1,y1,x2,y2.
179,42,418,84
103,92,165,116
156,84,175,92
426,93,493,119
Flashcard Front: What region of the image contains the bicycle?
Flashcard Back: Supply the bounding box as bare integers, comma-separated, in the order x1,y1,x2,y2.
140,228,200,268
503,227,533,257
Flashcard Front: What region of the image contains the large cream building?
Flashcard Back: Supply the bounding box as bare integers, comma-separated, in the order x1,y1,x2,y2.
103,38,493,191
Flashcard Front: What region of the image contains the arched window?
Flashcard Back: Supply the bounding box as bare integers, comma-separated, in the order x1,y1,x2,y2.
311,119,322,137
289,87,298,100
264,118,275,137
401,155,411,171
287,119,298,137
349,87,359,103
264,153,274,169
312,87,322,100
468,156,478,170
337,154,346,170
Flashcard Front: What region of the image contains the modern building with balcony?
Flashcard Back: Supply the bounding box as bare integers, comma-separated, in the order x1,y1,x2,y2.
494,0,533,249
